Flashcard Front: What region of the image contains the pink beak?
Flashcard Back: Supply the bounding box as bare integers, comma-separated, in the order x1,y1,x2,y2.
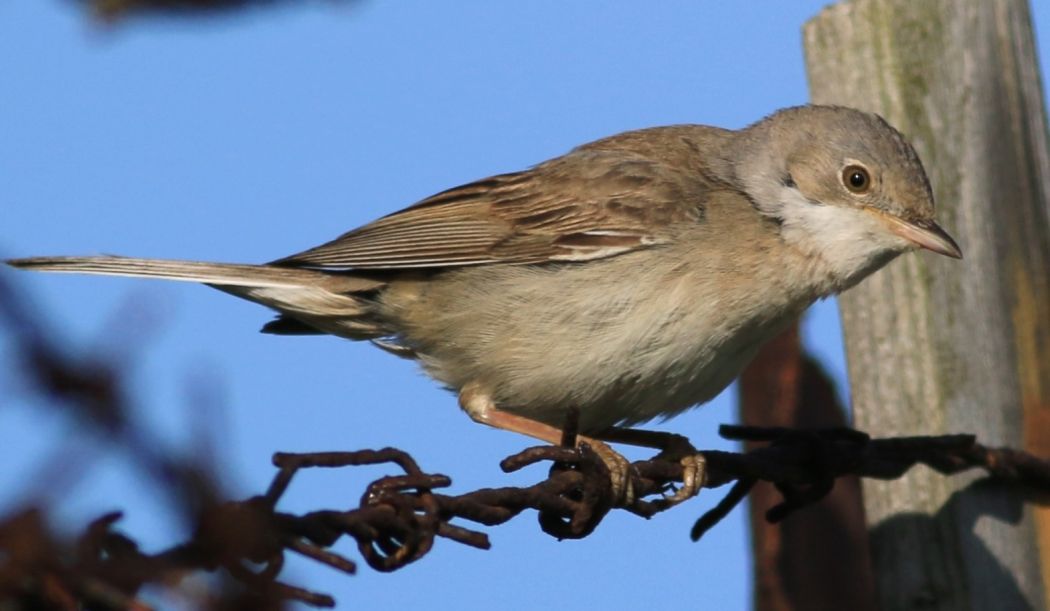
880,214,963,259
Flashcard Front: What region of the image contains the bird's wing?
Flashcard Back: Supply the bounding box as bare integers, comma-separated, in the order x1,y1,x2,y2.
273,149,710,270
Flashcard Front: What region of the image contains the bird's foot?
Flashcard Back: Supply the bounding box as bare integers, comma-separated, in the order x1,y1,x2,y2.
580,439,635,507
662,453,706,507
576,437,706,509
595,428,706,509
650,434,706,507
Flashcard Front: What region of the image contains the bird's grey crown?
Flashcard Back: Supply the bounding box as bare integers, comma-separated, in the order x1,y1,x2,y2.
727,104,936,222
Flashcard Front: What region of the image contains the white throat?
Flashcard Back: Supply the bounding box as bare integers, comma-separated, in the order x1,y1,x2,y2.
773,186,910,291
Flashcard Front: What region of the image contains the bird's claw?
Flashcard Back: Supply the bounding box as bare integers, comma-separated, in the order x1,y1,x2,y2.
584,440,635,506
662,453,706,507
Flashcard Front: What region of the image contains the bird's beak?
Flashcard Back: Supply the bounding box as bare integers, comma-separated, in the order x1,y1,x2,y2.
876,212,963,259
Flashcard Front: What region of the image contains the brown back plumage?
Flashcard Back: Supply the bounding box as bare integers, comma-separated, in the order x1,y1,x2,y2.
272,144,720,270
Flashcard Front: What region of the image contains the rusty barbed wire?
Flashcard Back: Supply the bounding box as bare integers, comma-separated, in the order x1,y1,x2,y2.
4,427,1048,608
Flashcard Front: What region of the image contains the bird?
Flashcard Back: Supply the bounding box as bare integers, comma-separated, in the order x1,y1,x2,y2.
6,105,962,506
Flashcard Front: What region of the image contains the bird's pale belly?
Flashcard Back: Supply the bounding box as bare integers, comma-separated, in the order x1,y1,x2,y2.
489,305,799,431
397,256,810,433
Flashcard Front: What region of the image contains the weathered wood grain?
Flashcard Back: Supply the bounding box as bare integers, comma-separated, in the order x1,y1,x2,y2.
804,1,1050,609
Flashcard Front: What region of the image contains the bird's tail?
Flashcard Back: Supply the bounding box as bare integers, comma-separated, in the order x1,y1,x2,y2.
5,255,335,288
5,255,391,340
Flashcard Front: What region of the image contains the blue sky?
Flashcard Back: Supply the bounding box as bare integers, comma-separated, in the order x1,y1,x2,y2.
4,2,1049,609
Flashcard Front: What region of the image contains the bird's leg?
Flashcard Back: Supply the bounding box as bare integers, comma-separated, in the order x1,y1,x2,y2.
593,427,706,507
458,384,634,505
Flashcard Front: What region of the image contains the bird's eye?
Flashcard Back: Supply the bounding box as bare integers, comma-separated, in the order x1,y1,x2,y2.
842,165,871,194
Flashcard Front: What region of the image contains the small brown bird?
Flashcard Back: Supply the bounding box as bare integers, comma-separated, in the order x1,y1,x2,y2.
6,105,961,505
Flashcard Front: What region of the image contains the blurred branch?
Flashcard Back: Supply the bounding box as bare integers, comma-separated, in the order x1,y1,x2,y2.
78,0,363,23
2,275,1049,609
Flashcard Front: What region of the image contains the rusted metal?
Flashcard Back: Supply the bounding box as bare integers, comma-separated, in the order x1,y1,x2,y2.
738,325,875,611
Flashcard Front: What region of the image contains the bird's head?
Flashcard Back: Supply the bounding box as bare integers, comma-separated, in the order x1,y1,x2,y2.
731,105,961,290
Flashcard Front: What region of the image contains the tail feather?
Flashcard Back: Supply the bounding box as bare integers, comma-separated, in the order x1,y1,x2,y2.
5,255,392,341
5,255,333,288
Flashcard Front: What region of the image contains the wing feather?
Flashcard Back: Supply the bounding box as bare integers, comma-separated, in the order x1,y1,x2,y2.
274,149,709,270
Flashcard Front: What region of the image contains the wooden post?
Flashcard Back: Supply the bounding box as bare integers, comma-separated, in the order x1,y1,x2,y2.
803,1,1050,609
